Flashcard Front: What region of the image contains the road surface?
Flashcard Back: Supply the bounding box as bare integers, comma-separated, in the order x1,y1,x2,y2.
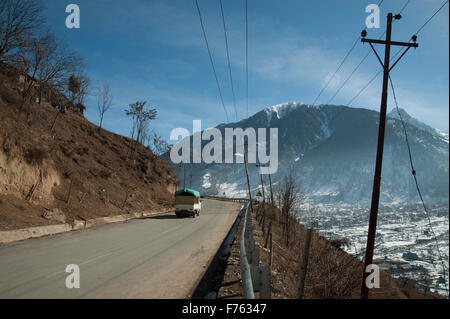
0,199,241,298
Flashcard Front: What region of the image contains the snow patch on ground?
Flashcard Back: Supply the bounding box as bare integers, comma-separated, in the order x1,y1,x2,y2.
436,130,449,143
264,102,305,125
312,185,339,196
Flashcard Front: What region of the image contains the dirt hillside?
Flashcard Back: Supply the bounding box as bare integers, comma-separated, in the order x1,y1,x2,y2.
0,62,178,231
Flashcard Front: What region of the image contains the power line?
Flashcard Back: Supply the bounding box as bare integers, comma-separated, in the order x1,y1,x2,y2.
326,49,372,105
399,0,411,14
312,37,359,106
311,0,385,106
327,0,411,105
347,69,382,106
219,0,238,121
415,0,449,35
347,0,448,106
195,0,229,122
326,32,384,105
389,75,449,298
347,42,409,106
245,0,249,118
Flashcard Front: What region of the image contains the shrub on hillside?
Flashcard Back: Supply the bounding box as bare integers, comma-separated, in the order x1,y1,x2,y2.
24,147,46,165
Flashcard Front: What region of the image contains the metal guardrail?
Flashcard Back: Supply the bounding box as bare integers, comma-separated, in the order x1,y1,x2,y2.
200,195,249,203
240,203,271,299
201,196,270,298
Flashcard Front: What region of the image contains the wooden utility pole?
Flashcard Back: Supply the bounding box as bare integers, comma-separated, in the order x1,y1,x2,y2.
259,174,265,203
298,227,312,299
256,164,270,204
360,12,418,299
268,173,274,205
243,146,254,214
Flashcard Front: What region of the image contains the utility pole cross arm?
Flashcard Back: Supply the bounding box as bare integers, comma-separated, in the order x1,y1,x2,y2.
361,38,418,48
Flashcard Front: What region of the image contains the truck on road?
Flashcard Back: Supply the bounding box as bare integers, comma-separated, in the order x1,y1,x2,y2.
174,188,201,218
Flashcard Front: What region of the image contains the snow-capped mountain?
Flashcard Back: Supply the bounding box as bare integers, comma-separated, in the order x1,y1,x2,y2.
167,102,449,206
387,108,449,143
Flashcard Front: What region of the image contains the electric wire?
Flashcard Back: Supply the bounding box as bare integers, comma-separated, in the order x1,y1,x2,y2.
326,32,384,105
311,0,385,106
327,0,411,105
415,0,449,35
219,0,238,121
389,75,449,298
347,0,449,106
245,0,249,118
399,0,411,14
195,0,229,121
312,37,359,106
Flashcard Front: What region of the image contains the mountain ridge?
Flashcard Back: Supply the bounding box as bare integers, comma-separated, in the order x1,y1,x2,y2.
170,102,449,206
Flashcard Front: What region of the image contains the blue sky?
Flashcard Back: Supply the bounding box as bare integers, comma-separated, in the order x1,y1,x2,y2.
42,0,449,141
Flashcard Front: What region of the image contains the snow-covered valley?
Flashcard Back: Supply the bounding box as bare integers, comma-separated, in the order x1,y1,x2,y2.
298,202,449,296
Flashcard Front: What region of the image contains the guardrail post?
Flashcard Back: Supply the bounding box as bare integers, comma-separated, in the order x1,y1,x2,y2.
240,203,255,299
260,265,271,299
264,221,272,248
250,265,271,299
250,246,260,266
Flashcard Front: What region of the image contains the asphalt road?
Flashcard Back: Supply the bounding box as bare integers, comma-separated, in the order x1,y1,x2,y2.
0,199,241,298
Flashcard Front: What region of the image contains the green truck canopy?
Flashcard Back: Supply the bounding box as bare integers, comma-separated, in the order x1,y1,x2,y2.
174,188,200,198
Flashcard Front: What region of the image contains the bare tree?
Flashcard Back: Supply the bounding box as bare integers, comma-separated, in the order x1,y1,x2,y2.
50,93,66,132
125,101,157,159
96,83,112,129
68,74,80,103
149,130,170,155
11,35,47,112
0,0,44,61
279,171,301,247
74,74,89,108
35,36,82,104
1,0,87,120
67,73,89,112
